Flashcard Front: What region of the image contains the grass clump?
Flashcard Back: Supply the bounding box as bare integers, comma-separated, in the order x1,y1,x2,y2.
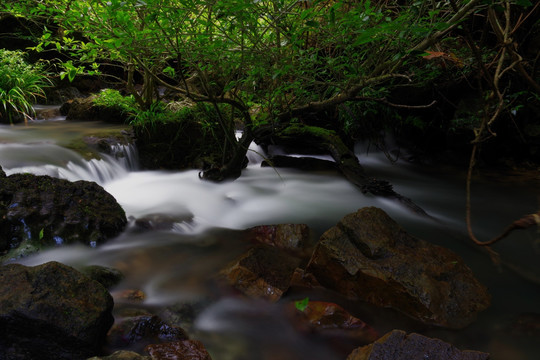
0,49,51,123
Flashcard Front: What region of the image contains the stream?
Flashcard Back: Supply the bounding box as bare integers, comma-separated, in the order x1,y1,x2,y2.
1,111,539,360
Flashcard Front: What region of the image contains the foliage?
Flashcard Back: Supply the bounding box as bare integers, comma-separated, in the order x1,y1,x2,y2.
0,49,51,123
2,0,538,178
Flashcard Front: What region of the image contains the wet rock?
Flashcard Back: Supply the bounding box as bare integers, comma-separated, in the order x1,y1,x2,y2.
289,300,379,345
111,289,147,303
347,329,490,360
88,350,150,360
218,245,301,302
0,261,114,360
145,340,212,360
244,223,313,252
46,86,82,105
290,267,322,288
0,173,127,261
159,299,212,336
108,314,188,350
34,106,62,120
134,212,194,232
82,265,125,289
305,207,490,329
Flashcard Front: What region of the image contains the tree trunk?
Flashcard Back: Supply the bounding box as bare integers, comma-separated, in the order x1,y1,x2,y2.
199,129,254,182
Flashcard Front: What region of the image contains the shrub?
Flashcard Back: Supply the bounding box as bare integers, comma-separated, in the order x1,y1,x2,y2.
92,88,137,114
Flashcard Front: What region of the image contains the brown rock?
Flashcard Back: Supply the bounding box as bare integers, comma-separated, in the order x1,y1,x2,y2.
219,245,301,302
347,329,490,360
145,340,212,360
305,207,490,329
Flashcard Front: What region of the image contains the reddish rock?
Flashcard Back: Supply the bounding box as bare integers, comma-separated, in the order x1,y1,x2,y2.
145,340,212,360
347,329,489,360
305,207,490,329
290,267,322,288
218,245,301,302
289,300,379,344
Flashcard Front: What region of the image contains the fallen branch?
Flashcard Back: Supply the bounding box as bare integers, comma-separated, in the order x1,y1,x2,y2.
468,210,540,247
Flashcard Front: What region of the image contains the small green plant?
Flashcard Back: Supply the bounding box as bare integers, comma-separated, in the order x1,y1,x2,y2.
294,297,309,312
0,49,51,123
129,101,169,128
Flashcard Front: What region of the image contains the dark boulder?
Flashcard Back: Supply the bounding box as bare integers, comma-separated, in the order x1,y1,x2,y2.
347,329,489,360
0,261,114,360
0,172,127,261
305,207,490,329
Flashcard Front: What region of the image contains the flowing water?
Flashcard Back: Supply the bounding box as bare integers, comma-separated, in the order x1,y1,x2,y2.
1,113,540,359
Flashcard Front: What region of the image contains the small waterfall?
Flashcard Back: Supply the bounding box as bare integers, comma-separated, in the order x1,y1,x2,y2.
1,142,139,185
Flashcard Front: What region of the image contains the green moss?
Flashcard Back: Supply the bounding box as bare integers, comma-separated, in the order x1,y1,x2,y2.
281,123,335,137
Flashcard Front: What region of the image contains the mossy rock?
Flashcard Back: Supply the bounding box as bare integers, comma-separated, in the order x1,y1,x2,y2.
0,171,127,261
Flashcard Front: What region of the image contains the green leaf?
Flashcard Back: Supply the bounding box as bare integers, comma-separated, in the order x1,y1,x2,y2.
68,68,77,82
39,228,44,240
294,297,309,312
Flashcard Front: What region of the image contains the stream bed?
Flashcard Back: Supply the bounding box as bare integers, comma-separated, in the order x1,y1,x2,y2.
1,116,539,359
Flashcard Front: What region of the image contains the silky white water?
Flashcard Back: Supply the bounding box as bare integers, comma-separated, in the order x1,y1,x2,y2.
1,117,539,359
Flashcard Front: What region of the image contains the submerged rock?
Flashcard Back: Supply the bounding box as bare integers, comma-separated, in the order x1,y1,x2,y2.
0,172,127,261
81,265,125,289
88,350,150,360
347,329,489,360
0,261,114,360
218,245,301,302
108,314,189,350
244,223,313,252
305,207,490,329
289,300,379,347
